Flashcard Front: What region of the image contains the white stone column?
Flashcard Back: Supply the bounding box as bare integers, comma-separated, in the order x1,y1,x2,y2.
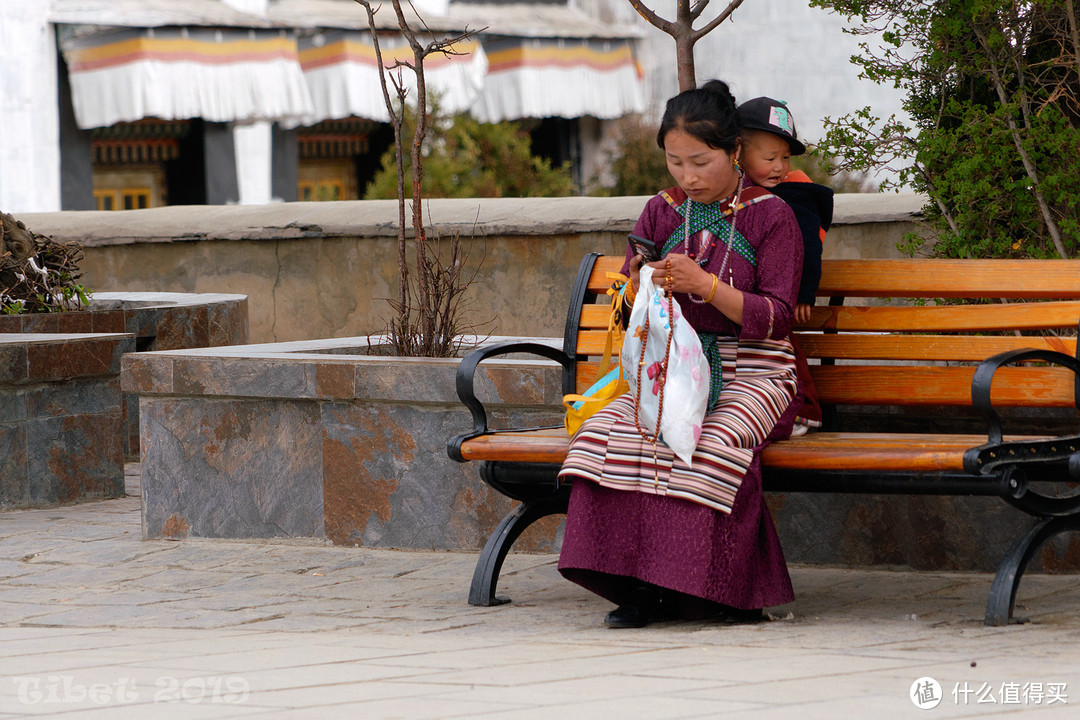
0,5,60,212
233,122,275,205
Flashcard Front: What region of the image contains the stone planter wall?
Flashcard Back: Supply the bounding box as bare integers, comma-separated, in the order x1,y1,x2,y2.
122,337,566,552
1,293,248,457
22,193,926,345
1,333,132,509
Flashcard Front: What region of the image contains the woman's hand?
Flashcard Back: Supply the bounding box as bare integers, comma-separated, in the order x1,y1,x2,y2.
646,253,745,324
646,253,713,297
629,253,646,295
795,302,812,325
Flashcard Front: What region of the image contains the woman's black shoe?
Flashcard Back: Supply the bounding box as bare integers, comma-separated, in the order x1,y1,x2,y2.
604,604,652,628
604,583,665,628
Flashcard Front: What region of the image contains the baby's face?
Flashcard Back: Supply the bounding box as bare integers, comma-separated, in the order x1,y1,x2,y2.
739,131,792,188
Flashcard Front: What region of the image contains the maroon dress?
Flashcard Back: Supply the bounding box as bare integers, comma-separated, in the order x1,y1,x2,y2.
557,184,803,616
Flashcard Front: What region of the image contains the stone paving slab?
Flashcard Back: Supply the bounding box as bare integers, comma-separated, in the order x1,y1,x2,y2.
0,464,1077,718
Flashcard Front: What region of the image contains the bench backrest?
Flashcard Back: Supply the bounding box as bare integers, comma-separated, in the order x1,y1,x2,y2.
566,254,1080,410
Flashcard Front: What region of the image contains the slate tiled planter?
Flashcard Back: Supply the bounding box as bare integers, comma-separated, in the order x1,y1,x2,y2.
0,293,247,457
1,333,133,509
122,337,567,552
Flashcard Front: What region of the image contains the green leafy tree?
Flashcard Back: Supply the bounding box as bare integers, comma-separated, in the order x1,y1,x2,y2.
792,148,876,193
364,106,573,199
811,0,1079,259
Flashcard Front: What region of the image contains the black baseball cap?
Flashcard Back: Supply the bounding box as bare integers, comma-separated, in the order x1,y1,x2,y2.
738,97,806,155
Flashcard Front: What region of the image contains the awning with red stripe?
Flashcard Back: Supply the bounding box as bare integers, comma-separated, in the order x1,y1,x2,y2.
60,27,314,129
472,36,646,122
297,30,487,124
60,26,645,129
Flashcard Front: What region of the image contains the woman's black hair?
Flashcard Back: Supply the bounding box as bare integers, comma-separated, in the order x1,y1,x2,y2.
656,79,741,152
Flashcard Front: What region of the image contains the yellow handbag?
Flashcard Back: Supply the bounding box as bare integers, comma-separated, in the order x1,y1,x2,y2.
563,273,632,435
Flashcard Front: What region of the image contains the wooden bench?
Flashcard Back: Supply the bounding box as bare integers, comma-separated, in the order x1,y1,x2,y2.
447,253,1080,625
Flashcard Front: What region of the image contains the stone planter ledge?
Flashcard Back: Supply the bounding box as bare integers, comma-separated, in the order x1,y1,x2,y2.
123,336,569,550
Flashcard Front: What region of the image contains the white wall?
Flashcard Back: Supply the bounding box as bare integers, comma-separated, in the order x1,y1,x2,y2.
582,0,909,153
1,3,61,213
219,0,269,14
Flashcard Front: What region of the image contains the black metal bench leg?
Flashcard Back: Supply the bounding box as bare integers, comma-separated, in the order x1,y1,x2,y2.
468,495,569,607
985,515,1080,626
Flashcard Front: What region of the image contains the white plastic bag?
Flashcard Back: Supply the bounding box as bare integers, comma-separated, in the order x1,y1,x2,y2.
620,264,711,465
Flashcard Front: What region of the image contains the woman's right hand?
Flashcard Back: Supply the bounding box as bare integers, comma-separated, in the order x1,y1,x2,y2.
629,253,646,295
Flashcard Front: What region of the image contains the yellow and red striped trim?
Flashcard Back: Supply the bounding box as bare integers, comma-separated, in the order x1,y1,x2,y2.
299,37,480,71
485,41,636,74
66,33,299,73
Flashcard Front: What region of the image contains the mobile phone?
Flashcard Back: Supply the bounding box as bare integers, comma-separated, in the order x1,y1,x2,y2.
628,233,660,262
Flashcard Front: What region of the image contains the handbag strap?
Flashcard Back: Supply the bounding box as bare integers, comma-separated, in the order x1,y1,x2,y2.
634,261,675,455
595,272,629,381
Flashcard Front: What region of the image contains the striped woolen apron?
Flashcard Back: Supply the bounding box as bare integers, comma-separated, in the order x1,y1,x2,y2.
557,337,797,514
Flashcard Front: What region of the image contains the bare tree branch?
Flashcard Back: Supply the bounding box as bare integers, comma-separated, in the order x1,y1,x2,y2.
1067,0,1080,92
694,0,748,41
973,23,1069,259
356,0,488,355
628,1,678,35
355,0,409,323
627,0,748,91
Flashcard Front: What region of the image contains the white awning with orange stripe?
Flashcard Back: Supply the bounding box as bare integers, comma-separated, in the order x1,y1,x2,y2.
59,24,645,129
298,31,487,124
60,27,314,129
472,37,646,123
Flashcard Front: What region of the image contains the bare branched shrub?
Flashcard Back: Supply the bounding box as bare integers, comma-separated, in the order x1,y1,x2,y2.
354,0,488,357
1,212,90,314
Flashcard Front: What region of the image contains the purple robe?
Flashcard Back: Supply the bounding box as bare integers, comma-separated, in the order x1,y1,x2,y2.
557,184,803,615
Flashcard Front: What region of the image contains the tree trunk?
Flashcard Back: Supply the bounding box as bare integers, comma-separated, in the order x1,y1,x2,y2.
675,36,697,91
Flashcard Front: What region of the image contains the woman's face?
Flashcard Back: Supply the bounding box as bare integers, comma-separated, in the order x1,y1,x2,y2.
663,128,739,205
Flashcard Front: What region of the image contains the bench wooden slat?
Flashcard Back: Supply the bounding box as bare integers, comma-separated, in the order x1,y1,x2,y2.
588,258,1080,298
801,302,1080,333
818,260,1080,298
813,365,1078,406
456,427,569,463
795,334,1077,362
760,432,1049,472
579,303,619,330
456,429,1055,473
587,255,630,287
573,363,1077,407
580,294,1080,335
574,330,1078,362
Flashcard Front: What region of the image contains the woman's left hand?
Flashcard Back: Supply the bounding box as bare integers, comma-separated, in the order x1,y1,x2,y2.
647,254,714,298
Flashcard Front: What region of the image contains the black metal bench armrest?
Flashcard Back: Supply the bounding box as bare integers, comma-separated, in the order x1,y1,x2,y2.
963,347,1080,478
447,341,574,462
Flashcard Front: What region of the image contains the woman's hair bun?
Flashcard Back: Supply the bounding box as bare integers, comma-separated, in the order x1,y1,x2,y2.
656,77,741,151
700,79,735,108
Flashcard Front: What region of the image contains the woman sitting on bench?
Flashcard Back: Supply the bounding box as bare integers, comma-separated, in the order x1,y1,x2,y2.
558,79,805,628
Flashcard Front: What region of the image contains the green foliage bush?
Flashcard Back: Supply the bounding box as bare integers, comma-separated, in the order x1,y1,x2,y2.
589,115,670,196
364,106,573,199
811,0,1080,259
